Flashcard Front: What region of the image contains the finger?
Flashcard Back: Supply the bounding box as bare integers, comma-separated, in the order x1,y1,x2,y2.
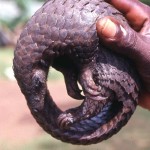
105,0,150,31
139,91,150,110
96,17,149,62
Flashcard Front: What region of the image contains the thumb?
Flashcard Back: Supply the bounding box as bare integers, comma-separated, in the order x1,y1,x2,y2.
96,17,146,61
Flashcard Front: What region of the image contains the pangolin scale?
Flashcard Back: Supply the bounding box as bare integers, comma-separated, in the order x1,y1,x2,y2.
13,0,140,145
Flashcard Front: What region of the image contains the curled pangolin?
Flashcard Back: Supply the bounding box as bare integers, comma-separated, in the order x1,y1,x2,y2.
13,0,140,145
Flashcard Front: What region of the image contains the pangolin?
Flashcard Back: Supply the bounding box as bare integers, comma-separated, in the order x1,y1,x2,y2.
13,0,140,145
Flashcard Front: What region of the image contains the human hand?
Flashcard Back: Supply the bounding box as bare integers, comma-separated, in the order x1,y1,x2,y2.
96,0,150,110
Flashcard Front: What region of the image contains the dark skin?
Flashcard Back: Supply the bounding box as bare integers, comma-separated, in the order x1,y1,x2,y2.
96,0,150,110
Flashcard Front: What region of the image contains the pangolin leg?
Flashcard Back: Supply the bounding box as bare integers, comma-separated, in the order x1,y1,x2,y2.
63,69,84,100
57,67,110,129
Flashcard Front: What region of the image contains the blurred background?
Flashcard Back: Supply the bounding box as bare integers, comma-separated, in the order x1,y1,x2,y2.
0,0,150,150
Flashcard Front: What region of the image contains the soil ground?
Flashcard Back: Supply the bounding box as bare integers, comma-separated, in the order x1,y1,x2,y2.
0,79,81,144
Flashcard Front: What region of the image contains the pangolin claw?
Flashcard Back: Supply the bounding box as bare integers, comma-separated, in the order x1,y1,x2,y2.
79,68,100,96
57,113,74,129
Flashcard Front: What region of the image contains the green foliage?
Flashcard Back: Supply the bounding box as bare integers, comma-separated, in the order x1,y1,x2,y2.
141,0,150,5
9,0,30,28
0,48,14,79
0,0,43,29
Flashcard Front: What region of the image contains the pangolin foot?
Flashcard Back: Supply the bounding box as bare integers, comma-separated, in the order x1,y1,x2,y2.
57,113,74,129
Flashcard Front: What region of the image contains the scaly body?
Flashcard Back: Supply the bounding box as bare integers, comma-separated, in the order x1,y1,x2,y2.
13,0,140,145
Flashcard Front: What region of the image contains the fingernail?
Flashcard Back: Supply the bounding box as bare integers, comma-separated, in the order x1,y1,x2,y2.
97,18,117,38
